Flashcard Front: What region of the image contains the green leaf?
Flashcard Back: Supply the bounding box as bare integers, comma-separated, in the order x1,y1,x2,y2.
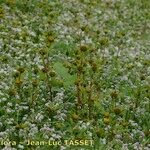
52,41,75,56
53,62,76,88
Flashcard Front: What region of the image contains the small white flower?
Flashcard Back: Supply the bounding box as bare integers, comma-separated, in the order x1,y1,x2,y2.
18,144,24,149
101,138,106,144
60,146,66,150
35,113,44,122
122,144,129,150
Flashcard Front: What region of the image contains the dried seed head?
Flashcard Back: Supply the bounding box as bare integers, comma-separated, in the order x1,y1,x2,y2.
86,88,91,93
90,98,95,102
42,67,49,73
33,67,39,74
32,80,38,87
91,62,97,72
80,45,88,52
77,65,83,71
0,8,4,18
8,89,16,96
13,72,20,78
15,79,23,86
72,114,79,121
121,121,129,127
96,128,105,138
1,56,8,63
17,67,25,74
111,91,118,99
74,79,81,86
55,122,64,129
90,48,96,53
99,37,109,46
47,36,54,43
104,112,110,118
39,49,47,55
113,107,122,115
6,0,16,6
140,75,145,81
96,30,100,34
103,117,110,124
89,59,94,64
49,70,56,77
144,130,150,137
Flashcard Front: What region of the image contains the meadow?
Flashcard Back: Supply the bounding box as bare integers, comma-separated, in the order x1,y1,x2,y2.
0,0,150,150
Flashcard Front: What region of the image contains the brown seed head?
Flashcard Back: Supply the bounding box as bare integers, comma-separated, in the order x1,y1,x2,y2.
42,67,49,73
111,91,118,99
104,117,110,124
49,71,56,77
32,80,38,87
113,107,122,115
17,67,25,74
80,45,88,52
104,112,110,118
47,36,54,43
15,79,23,86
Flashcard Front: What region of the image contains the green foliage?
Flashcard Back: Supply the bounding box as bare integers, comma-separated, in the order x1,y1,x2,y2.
0,0,149,149
53,62,76,88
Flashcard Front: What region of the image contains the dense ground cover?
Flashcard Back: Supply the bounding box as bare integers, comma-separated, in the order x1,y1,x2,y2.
0,0,150,150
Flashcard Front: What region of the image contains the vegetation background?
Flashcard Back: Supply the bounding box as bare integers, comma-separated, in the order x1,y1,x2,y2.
0,0,149,149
